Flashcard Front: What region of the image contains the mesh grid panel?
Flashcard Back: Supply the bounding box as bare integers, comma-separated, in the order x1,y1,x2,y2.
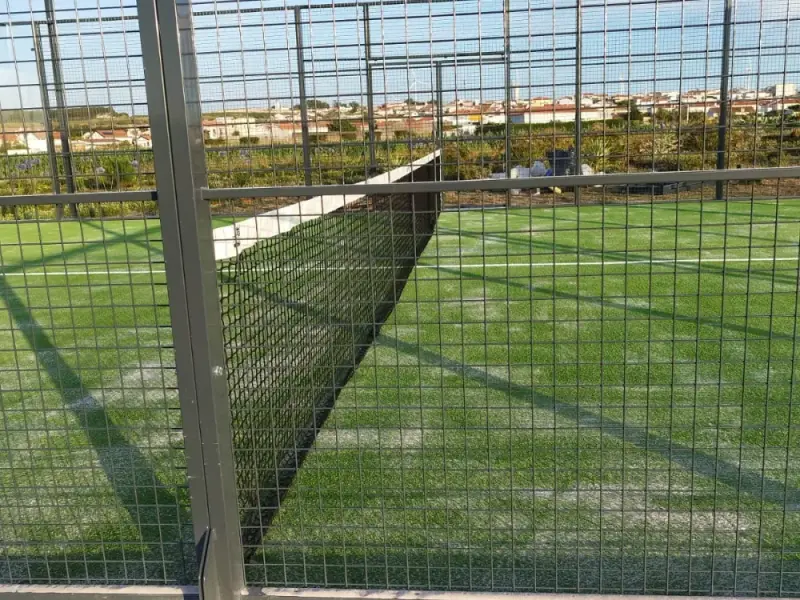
237,187,800,595
0,204,194,585
218,162,439,556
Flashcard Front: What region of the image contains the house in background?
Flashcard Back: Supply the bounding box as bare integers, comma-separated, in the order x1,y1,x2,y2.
5,131,62,155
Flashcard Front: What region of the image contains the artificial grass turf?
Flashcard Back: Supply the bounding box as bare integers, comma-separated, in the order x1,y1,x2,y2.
3,199,800,594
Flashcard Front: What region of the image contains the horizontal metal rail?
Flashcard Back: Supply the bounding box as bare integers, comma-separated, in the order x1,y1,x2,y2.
0,190,157,207
202,167,800,200
248,590,785,600
1,585,785,600
0,585,197,599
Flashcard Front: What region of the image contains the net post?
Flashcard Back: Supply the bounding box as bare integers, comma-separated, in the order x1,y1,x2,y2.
295,7,313,186
137,0,245,598
716,0,733,200
364,4,378,175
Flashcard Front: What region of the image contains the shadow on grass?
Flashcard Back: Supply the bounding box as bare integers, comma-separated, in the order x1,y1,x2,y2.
249,316,800,594
0,274,195,585
0,220,159,276
244,263,800,593
437,264,795,342
435,225,800,289
243,258,800,508
377,332,800,507
80,220,160,256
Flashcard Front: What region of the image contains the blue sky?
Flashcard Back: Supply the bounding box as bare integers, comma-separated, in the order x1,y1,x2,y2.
0,0,797,116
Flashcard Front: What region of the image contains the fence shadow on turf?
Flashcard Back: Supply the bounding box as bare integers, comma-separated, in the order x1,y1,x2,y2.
243,254,800,593
376,331,800,508
0,221,160,277
436,263,795,349
252,325,800,593
434,226,800,290
0,274,195,585
80,220,161,256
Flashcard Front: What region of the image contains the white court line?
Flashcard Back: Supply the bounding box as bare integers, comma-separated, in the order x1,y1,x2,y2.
2,255,799,277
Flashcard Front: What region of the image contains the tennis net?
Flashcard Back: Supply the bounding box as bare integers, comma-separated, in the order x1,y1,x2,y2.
215,153,441,555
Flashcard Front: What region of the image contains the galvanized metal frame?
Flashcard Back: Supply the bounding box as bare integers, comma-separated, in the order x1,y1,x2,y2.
0,190,157,206
0,585,199,599
574,0,582,203
715,0,734,200
363,4,378,174
202,165,800,199
294,7,313,186
30,24,61,202
248,591,785,600
42,0,77,202
1,0,799,598
2,587,786,600
136,1,245,599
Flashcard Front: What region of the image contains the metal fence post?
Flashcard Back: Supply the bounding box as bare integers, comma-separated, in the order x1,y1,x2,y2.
138,1,245,599
295,7,313,186
44,0,77,214
716,0,733,200
503,0,512,177
575,0,582,203
435,61,444,181
364,4,377,174
31,24,62,211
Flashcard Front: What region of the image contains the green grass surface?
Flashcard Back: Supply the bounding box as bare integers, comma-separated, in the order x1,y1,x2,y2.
255,199,800,595
3,200,800,594
0,217,195,584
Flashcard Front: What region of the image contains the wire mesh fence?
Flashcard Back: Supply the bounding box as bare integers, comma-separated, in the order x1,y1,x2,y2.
3,0,800,599
0,201,194,585
210,181,800,595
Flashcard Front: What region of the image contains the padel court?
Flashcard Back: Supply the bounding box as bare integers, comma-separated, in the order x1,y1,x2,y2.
4,189,798,593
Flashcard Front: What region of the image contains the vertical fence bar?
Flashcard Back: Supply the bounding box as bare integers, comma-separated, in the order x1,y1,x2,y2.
575,0,582,203
31,23,62,214
435,61,444,181
138,1,245,598
44,0,77,211
364,4,377,174
177,0,209,193
295,7,312,186
716,0,733,200
503,0,512,177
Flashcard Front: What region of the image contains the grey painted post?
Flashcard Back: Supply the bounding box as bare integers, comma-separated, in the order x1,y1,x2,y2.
503,0,512,177
716,0,733,200
44,0,77,215
364,5,377,174
31,23,62,216
137,1,245,598
435,61,444,181
295,7,312,186
575,0,582,203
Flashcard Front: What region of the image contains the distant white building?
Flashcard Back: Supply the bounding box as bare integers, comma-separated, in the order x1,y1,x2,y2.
766,83,797,98
23,132,61,152
509,105,619,124
5,131,62,155
202,117,328,144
